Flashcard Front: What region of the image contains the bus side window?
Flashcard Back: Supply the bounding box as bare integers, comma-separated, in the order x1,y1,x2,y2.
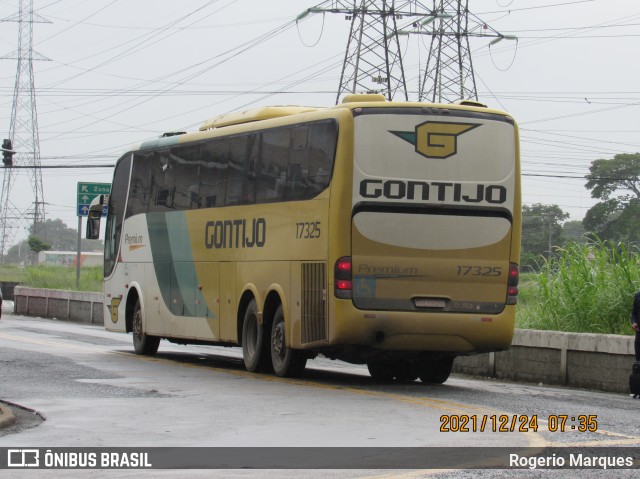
104,155,131,277
201,139,228,208
257,128,290,203
170,144,202,210
150,151,175,212
244,134,259,204
226,135,250,206
308,122,336,196
287,126,310,200
126,153,152,218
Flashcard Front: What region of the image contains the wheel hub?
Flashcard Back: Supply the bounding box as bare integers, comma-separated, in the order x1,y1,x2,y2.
272,323,284,357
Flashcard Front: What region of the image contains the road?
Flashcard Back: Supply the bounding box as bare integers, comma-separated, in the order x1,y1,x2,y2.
1,308,639,478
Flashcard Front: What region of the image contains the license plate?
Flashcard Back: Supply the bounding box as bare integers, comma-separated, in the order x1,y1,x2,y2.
414,298,446,308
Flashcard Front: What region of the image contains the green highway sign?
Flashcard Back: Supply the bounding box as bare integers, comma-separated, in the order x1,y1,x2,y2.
77,182,111,216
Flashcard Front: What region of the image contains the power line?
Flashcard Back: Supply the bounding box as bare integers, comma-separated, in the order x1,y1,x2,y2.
476,0,596,15
3,164,113,168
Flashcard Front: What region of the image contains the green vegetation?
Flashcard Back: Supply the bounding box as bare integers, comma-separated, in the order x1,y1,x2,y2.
0,265,102,292
521,203,569,271
584,152,640,243
0,264,27,283
27,235,51,255
4,218,103,265
517,239,639,335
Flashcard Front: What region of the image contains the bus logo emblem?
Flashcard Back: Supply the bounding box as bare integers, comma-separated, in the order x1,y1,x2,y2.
391,121,480,159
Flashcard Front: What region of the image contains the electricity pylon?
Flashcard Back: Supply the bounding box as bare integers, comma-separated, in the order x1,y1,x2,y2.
303,1,510,104
0,0,50,261
412,0,507,103
304,1,422,103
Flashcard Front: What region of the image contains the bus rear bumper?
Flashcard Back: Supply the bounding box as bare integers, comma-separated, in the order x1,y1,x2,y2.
329,300,516,357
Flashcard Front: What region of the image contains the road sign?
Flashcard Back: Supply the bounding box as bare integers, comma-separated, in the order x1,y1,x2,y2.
77,182,111,217
77,204,109,217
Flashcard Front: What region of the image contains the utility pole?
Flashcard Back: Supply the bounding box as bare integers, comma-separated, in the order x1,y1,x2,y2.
0,0,50,261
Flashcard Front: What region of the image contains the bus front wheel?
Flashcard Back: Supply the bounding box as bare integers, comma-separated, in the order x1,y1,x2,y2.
242,299,270,372
132,299,160,355
270,305,306,377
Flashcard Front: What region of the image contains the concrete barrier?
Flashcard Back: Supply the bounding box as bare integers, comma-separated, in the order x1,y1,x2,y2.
454,329,636,393
12,286,637,393
14,286,103,325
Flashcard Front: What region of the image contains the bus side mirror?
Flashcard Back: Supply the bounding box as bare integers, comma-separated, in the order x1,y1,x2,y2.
86,194,107,240
86,212,101,240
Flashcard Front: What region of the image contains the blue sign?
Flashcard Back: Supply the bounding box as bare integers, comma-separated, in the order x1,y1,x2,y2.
354,276,376,297
77,182,111,217
77,205,108,217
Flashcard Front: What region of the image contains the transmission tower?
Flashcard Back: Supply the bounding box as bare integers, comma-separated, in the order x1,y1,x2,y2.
306,1,423,104
0,0,50,261
409,0,508,103
304,1,510,104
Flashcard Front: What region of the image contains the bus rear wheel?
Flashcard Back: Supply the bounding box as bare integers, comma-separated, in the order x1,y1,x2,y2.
132,299,160,355
368,360,418,382
367,361,395,382
242,299,271,372
270,305,306,377
418,356,454,384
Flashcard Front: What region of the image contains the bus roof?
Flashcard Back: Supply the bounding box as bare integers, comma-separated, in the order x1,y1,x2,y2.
129,95,507,155
198,95,496,131
199,106,321,131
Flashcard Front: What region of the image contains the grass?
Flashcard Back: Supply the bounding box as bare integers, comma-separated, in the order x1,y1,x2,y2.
0,264,27,283
0,265,103,292
516,239,639,335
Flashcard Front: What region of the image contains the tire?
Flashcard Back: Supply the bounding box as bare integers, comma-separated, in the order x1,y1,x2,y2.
132,299,160,355
418,356,455,384
393,361,418,383
270,305,306,377
367,360,395,382
368,360,417,382
242,299,271,372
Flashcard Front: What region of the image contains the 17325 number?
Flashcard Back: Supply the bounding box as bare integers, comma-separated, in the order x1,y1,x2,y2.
457,266,502,277
296,221,321,239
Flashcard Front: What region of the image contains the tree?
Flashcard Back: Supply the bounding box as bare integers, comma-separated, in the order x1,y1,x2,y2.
521,204,569,271
27,235,51,255
584,153,640,243
562,220,588,243
31,218,102,252
3,218,103,265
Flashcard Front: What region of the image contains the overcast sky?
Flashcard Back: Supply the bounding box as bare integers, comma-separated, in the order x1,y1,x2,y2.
1,0,639,244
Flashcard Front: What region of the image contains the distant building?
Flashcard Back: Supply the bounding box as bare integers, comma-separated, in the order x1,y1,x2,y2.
37,251,103,267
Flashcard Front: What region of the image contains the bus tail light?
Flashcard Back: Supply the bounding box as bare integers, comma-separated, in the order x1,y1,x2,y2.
506,263,519,305
334,256,352,299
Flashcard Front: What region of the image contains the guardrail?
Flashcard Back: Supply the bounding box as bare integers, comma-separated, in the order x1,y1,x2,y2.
12,286,637,394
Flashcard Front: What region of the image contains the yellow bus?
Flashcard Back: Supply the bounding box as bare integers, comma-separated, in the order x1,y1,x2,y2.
87,94,521,383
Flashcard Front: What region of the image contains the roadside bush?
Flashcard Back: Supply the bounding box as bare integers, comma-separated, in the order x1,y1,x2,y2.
23,265,103,292
517,239,639,335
